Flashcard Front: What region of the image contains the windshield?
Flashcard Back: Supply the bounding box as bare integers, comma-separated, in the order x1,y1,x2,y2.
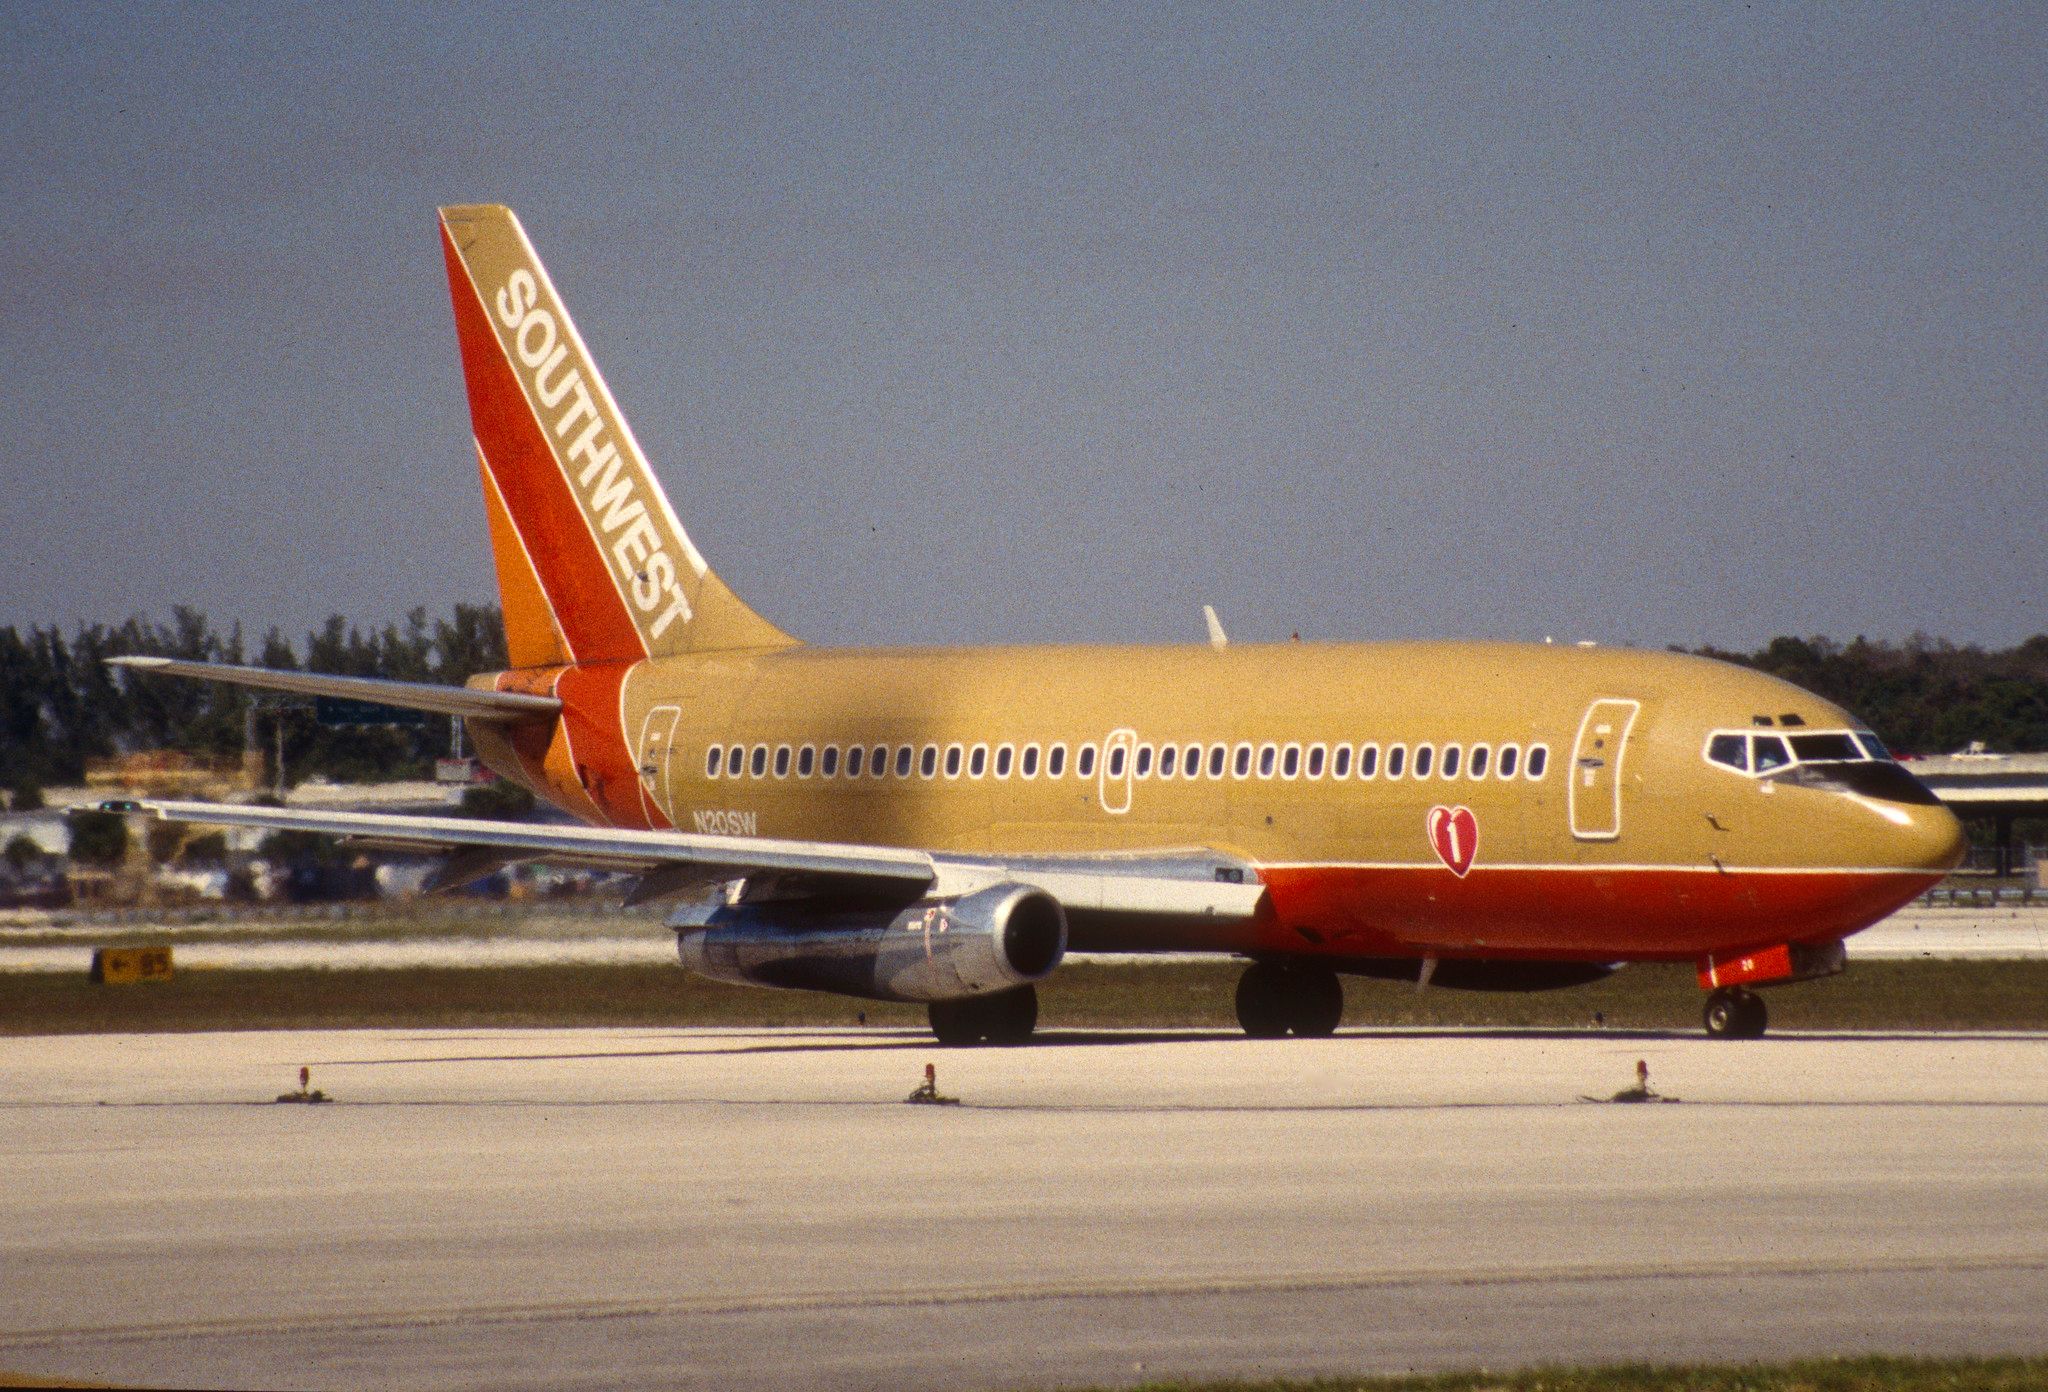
1704,727,1895,776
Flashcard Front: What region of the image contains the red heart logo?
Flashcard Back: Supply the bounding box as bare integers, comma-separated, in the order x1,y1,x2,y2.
1427,805,1478,878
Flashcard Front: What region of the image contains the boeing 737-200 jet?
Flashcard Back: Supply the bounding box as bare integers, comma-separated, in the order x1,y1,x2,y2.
115,204,1966,1044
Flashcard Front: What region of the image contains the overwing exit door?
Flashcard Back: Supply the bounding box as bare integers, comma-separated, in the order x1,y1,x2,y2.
1568,698,1640,841
1100,727,1135,815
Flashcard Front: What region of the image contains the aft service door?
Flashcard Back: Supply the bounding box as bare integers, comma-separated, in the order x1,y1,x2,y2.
635,704,682,825
1568,698,1640,841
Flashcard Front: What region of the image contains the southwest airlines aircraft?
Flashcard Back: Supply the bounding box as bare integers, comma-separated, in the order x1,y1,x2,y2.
117,205,1966,1044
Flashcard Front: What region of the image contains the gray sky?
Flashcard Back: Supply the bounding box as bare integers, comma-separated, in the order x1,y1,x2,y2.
3,2,2042,653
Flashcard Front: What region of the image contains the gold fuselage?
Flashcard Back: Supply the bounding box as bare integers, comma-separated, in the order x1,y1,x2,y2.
471,640,1963,963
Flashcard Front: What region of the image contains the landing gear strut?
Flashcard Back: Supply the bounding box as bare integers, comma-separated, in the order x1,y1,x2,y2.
1703,986,1767,1039
1234,962,1344,1038
929,984,1039,1046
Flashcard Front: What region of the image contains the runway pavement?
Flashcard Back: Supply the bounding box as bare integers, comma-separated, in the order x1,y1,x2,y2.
6,1026,2048,1390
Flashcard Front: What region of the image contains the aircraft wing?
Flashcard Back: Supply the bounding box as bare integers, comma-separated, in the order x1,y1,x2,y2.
133,799,1268,921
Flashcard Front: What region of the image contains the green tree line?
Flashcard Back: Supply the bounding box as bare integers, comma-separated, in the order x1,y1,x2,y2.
0,604,507,798
1689,634,2048,755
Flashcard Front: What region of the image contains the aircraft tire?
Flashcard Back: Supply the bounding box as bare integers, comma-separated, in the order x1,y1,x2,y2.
928,985,1039,1047
1235,962,1294,1039
928,997,984,1046
1703,987,1767,1039
1737,991,1768,1038
1289,965,1344,1037
984,984,1039,1046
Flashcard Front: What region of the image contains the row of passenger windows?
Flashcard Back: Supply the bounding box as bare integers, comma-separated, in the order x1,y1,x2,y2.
703,738,1551,784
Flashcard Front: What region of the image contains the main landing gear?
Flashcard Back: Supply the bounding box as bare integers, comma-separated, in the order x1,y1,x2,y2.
929,984,1039,1046
1702,986,1767,1039
1234,962,1344,1038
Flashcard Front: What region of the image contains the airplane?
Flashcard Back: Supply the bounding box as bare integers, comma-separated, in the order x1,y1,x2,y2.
111,204,1966,1044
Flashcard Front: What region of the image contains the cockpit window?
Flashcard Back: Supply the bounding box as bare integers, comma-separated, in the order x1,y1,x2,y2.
1707,734,1748,771
1790,733,1860,763
1705,723,1907,785
1751,734,1792,773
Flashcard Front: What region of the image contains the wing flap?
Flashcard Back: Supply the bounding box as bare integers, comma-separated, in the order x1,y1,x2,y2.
140,799,938,890
134,800,1269,923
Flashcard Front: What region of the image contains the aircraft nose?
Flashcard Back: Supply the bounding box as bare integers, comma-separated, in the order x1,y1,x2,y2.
1899,801,1968,874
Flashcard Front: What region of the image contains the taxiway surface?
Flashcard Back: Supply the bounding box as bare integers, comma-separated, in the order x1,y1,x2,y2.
6,1027,2048,1390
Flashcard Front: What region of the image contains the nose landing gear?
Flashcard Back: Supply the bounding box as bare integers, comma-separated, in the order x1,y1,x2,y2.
1703,986,1767,1039
1234,962,1344,1038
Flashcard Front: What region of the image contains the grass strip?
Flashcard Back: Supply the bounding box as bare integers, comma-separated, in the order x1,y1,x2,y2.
1080,1354,2048,1390
7,959,2048,1035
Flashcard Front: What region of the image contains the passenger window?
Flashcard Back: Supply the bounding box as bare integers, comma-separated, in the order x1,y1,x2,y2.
1306,744,1326,779
1281,744,1301,779
896,746,914,778
1441,745,1461,778
774,745,792,778
1077,745,1096,778
995,745,1014,778
1526,744,1549,779
1158,744,1177,778
1208,745,1227,778
1257,744,1277,778
820,746,838,778
729,745,744,778
1049,744,1068,778
1707,734,1748,772
846,745,864,778
1021,744,1040,779
1358,743,1379,779
1469,745,1489,778
1134,744,1152,779
706,746,723,778
969,744,988,778
1751,735,1791,773
944,744,963,778
1107,745,1127,779
1183,743,1201,778
750,745,768,778
1333,745,1352,779
1497,744,1518,778
872,745,889,777
1234,744,1253,778
1386,744,1406,779
1414,744,1434,778
796,745,815,778
919,745,938,778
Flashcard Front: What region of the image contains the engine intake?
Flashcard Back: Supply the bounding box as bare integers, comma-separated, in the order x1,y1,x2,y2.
674,883,1067,1003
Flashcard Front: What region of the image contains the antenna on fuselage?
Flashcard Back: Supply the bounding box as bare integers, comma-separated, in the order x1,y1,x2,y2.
1202,606,1228,651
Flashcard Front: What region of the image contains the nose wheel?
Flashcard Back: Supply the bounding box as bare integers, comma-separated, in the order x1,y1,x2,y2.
1703,986,1767,1039
1235,962,1344,1038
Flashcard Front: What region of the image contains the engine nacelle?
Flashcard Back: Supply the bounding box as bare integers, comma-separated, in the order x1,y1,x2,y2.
673,883,1067,1003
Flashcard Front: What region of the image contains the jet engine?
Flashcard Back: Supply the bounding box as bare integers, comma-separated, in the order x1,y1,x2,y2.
673,883,1067,1003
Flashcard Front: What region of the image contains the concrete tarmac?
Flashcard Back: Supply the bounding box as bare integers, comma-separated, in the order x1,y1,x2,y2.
5,1026,2048,1390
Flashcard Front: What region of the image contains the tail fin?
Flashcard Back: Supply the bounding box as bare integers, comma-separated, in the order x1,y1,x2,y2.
438,204,794,666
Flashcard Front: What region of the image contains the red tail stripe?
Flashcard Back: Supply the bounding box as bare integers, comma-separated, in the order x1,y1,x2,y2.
441,227,646,664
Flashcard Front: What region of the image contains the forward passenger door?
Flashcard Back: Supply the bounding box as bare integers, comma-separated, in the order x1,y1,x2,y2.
1568,699,1640,841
